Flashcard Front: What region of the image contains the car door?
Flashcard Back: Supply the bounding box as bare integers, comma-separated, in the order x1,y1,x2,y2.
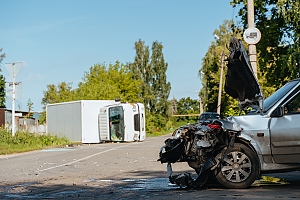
270,90,300,163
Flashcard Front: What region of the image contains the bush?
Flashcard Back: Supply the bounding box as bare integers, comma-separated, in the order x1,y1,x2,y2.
145,112,198,137
0,128,70,155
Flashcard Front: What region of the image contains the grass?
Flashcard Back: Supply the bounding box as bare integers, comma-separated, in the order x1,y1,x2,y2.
0,119,197,154
0,128,72,155
146,120,197,137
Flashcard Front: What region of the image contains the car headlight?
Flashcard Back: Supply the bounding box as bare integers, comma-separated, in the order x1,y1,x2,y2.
173,129,182,139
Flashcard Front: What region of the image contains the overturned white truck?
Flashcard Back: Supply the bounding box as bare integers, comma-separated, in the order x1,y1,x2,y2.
46,100,146,143
99,102,146,142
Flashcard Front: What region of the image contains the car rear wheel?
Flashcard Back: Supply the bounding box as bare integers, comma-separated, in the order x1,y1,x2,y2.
214,143,260,189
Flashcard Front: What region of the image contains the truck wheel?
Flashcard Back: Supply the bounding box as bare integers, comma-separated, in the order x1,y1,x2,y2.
214,143,260,189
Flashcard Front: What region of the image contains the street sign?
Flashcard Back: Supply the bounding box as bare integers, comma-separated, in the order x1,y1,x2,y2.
243,27,261,44
5,62,23,79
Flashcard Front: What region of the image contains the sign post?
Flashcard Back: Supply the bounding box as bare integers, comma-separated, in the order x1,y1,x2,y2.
5,62,23,136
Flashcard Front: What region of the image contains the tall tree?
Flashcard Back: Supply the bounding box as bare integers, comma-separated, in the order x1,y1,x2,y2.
0,48,6,108
27,98,33,118
175,97,200,121
277,0,300,81
41,82,74,108
76,62,142,102
76,63,119,100
199,20,242,116
130,39,171,117
230,0,300,91
151,41,171,116
41,61,142,108
130,40,153,109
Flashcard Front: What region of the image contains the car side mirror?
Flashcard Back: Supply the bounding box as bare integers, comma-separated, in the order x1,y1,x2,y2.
271,106,284,117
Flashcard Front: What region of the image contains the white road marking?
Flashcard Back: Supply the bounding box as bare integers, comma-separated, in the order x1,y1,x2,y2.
36,143,133,172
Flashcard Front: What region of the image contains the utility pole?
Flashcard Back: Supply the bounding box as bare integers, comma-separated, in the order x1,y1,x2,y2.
247,0,258,78
217,53,225,114
197,91,203,115
5,62,23,136
199,97,203,115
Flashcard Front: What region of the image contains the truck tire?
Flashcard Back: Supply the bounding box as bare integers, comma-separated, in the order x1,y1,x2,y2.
213,143,260,189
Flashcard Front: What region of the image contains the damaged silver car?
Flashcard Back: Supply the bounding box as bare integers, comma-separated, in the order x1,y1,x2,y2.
158,37,300,189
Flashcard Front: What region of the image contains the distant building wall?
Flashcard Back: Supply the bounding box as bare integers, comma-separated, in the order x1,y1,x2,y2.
0,108,5,126
3,109,46,134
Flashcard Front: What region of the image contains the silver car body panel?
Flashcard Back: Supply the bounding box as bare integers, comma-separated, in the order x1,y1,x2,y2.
270,115,300,162
227,86,300,173
228,115,270,155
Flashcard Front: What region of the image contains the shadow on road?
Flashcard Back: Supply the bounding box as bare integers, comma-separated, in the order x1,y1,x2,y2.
1,171,300,200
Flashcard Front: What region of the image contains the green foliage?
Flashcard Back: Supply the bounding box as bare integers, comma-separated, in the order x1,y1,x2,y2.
41,40,171,135
42,62,142,109
177,97,199,114
146,111,166,135
41,82,75,109
0,128,70,154
39,111,46,124
199,20,243,116
230,0,300,91
130,39,171,117
146,111,197,137
199,3,300,116
27,98,33,118
127,39,172,135
224,99,242,117
151,41,171,116
174,97,200,121
76,62,142,102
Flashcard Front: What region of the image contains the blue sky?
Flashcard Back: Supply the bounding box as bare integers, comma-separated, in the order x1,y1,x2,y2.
1,0,236,112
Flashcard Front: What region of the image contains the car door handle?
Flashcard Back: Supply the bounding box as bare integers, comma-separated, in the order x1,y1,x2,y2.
257,133,264,137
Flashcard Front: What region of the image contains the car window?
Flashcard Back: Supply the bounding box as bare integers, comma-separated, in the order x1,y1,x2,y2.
199,113,220,120
264,81,299,112
284,91,300,115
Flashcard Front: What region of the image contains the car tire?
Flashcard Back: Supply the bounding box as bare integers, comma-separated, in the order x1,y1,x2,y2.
213,143,260,189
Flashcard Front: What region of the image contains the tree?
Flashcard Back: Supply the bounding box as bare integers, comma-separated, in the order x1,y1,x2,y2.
75,62,142,102
130,39,171,117
0,48,6,108
41,82,74,108
129,39,171,134
199,20,242,116
230,0,300,92
177,97,199,115
150,41,171,116
27,98,33,118
41,61,142,108
277,0,300,83
176,97,199,121
130,40,153,109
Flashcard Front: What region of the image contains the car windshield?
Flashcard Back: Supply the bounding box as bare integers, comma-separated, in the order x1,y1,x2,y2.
263,80,299,112
200,113,220,120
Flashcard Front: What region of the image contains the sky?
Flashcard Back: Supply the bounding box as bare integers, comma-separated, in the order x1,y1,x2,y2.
1,0,237,112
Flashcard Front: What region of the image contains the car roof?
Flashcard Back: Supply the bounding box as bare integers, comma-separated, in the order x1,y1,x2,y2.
201,112,218,114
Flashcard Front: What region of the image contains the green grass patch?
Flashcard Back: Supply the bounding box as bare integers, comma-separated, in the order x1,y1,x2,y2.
146,120,197,137
0,128,72,155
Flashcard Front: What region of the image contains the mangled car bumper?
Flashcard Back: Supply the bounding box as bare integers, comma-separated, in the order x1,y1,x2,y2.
158,119,242,188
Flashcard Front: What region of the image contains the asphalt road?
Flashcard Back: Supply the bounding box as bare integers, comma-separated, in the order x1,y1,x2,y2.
1,134,300,199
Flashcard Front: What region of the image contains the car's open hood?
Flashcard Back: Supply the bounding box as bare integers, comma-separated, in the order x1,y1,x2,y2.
224,37,264,111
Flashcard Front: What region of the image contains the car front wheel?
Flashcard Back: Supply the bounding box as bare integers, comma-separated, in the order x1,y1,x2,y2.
214,143,260,189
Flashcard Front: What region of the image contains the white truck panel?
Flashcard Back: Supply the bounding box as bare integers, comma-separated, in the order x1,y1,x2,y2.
47,100,117,143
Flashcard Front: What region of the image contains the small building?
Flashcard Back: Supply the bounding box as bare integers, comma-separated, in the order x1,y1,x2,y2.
0,108,44,133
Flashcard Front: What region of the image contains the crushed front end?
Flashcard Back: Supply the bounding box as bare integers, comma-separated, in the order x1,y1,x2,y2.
158,119,242,188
